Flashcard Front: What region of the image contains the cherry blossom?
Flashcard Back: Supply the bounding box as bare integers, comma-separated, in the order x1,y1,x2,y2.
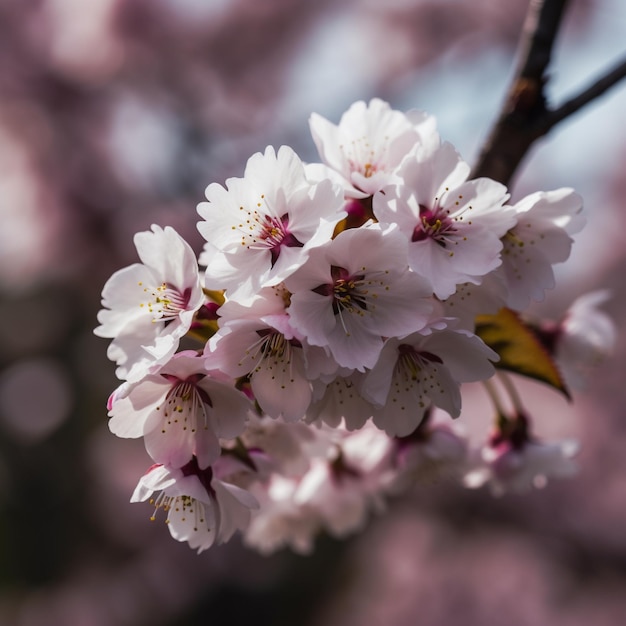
245,423,393,553
387,418,469,492
309,98,439,198
109,351,251,468
132,457,259,553
197,145,345,297
374,141,515,299
94,99,613,556
498,188,584,310
305,370,375,431
464,438,579,496
532,290,616,390
285,225,434,370
206,316,313,421
245,474,319,555
95,225,205,382
364,326,497,437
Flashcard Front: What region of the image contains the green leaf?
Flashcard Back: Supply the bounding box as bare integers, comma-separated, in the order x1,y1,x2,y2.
475,308,571,399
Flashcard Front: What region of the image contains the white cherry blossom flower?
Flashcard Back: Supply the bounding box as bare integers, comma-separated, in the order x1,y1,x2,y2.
285,226,434,371
246,424,393,553
245,474,319,555
387,419,469,492
306,371,375,431
374,142,514,299
364,326,497,437
206,316,313,422
197,145,345,297
309,98,439,198
499,188,584,310
292,425,392,537
440,274,508,331
240,414,318,478
464,438,579,496
95,225,205,382
132,458,258,553
109,351,251,469
534,290,616,390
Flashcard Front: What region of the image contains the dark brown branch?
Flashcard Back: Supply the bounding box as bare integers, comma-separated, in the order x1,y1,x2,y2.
471,0,570,185
543,56,626,130
472,0,626,188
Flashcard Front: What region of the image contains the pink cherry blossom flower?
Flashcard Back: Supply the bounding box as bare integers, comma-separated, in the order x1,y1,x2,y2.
464,438,579,496
285,226,434,371
387,419,469,492
306,371,375,431
132,458,258,553
532,290,616,390
309,98,439,198
241,414,318,478
197,145,345,297
245,423,393,553
109,352,251,469
374,141,514,299
556,290,616,389
364,326,497,437
245,474,320,555
95,225,205,382
499,187,584,310
440,274,508,331
293,425,393,536
206,316,313,422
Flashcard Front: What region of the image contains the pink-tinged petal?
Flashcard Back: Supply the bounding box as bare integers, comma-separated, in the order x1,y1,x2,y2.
287,290,336,347
212,480,258,543
167,497,217,552
309,112,345,174
197,145,344,295
108,376,170,438
201,381,250,439
192,428,222,471
328,311,385,371
251,350,312,421
206,322,262,378
307,373,374,431
144,410,196,469
131,464,175,502
368,271,434,337
310,99,440,198
95,264,155,337
134,225,202,298
418,330,497,382
360,339,399,406
401,141,470,203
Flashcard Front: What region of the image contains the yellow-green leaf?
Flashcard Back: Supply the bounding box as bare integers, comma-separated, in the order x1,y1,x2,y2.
475,308,570,399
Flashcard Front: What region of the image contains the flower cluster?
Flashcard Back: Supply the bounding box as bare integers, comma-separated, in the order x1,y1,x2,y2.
96,99,614,553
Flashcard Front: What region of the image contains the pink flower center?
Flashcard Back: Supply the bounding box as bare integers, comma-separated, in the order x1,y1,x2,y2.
237,200,304,266
157,374,212,434
140,282,192,322
181,456,215,496
412,205,457,246
313,265,369,315
257,214,304,266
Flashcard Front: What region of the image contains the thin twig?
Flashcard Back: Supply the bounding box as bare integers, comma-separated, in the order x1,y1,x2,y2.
543,56,626,131
472,0,626,187
471,0,570,185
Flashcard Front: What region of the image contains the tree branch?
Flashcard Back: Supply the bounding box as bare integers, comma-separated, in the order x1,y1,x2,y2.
543,56,626,130
471,0,570,185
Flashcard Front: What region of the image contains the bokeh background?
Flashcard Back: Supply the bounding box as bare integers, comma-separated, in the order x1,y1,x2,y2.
1,1,625,624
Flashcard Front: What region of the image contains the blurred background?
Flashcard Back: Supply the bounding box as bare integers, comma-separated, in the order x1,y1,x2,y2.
1,0,625,624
